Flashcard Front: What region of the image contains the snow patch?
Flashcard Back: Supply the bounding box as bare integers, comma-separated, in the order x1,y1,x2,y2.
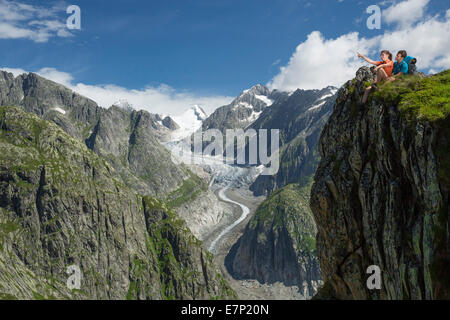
254,95,273,106
247,110,262,123
307,100,326,111
171,105,207,141
54,107,66,115
318,93,334,100
239,102,254,109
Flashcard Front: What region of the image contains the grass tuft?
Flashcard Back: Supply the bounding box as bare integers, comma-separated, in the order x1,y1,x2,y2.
373,70,450,122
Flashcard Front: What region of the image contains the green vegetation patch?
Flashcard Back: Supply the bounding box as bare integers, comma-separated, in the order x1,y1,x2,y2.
250,179,317,254
373,70,450,121
167,169,208,208
372,71,450,189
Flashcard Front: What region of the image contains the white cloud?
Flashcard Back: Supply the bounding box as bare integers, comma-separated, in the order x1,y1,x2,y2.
0,67,233,116
0,0,72,42
37,67,74,87
0,22,34,40
69,82,233,116
268,31,375,90
378,16,450,70
383,0,430,29
269,0,449,91
0,67,27,76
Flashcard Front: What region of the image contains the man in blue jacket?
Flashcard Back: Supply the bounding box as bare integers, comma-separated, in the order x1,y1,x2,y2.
388,50,409,81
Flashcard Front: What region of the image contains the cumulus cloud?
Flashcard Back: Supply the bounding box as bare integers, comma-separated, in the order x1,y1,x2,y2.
383,0,430,29
37,67,75,86
378,16,450,70
69,82,233,116
269,0,450,91
0,0,73,42
268,31,374,90
0,67,233,116
0,67,27,76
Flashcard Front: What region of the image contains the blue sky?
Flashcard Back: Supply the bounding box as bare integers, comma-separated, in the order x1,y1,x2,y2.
1,0,449,114
1,0,370,94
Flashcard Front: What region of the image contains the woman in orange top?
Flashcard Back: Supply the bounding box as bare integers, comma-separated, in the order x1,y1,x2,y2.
358,50,394,104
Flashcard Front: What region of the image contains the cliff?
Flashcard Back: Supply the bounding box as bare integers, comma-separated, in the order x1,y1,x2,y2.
0,71,189,199
222,86,337,297
249,86,337,196
310,68,449,299
0,70,225,249
0,106,236,300
226,181,322,297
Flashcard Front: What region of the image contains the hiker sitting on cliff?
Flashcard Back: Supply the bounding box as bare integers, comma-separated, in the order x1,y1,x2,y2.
358,50,394,105
387,50,409,82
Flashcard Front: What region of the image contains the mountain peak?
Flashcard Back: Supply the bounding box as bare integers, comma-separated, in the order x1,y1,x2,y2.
241,84,270,97
169,105,208,141
189,104,208,121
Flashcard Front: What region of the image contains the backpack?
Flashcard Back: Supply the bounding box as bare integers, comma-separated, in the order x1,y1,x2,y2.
405,56,419,75
408,64,418,75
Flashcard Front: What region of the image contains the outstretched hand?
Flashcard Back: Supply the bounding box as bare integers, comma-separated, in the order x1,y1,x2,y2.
357,52,364,58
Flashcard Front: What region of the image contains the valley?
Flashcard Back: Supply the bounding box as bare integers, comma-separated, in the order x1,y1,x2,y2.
0,70,337,299
207,186,307,300
2,66,447,300
165,127,312,299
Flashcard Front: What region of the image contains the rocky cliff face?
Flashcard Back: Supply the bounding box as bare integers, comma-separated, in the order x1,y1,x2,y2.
0,106,236,300
249,86,337,196
226,182,322,297
162,116,180,131
85,105,188,197
0,71,190,199
222,86,337,297
0,71,99,139
310,68,450,299
0,71,240,275
202,84,287,133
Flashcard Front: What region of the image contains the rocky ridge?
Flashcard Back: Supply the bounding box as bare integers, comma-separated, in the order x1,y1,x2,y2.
310,68,450,299
0,106,236,300
226,182,322,297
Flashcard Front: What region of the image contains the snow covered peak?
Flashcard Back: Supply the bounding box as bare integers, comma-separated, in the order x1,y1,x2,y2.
189,105,208,121
239,84,270,98
169,105,208,141
232,84,274,110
